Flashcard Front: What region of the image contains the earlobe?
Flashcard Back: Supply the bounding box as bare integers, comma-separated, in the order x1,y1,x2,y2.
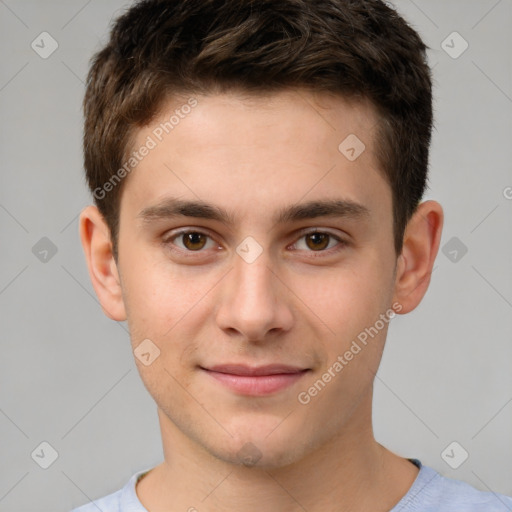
79,205,127,321
392,200,444,314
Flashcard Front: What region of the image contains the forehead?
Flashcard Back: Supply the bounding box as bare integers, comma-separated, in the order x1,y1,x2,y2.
120,88,390,227
149,88,378,152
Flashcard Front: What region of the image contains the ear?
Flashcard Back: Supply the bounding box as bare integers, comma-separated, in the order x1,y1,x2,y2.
79,205,127,321
392,200,444,314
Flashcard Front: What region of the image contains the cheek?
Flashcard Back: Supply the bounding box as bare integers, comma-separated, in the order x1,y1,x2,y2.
121,249,215,338
303,258,392,333
122,265,207,392
301,266,394,386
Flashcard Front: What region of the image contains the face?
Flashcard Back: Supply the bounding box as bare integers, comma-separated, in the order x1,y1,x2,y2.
114,89,399,467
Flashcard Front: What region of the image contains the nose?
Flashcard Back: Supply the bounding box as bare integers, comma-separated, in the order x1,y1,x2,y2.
215,248,294,343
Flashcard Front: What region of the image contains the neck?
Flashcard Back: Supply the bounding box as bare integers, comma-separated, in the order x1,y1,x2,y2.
137,393,418,511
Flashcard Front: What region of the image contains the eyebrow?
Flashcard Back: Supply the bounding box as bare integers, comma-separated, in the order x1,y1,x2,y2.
137,196,370,226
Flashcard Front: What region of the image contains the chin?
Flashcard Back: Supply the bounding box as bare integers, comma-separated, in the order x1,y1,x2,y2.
204,426,312,470
211,442,304,470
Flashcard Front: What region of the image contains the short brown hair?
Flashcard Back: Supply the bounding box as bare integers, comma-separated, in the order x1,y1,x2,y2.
83,0,433,260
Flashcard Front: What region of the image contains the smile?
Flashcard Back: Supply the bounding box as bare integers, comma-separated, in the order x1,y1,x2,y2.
200,364,310,396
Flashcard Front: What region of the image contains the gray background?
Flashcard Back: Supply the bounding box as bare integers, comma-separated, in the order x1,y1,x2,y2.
0,0,511,510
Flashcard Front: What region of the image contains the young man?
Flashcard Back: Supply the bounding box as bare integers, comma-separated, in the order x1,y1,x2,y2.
73,0,512,510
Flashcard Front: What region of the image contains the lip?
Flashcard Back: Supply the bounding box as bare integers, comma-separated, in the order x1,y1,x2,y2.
201,364,310,396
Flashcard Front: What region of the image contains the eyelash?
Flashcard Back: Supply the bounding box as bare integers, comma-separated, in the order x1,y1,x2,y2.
162,228,348,258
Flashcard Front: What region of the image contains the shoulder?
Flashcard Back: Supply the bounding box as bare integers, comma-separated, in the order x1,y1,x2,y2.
69,488,122,512
71,489,123,512
69,467,152,512
397,462,512,512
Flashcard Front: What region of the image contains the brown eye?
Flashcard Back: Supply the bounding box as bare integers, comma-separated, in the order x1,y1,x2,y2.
305,232,330,251
181,232,208,251
291,230,346,255
164,229,218,256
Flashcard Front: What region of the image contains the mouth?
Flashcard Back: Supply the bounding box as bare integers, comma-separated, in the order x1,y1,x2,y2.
200,364,310,396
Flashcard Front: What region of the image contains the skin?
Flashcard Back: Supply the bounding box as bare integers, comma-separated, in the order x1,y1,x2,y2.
80,88,443,511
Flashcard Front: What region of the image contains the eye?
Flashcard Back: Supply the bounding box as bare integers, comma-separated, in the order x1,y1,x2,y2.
163,228,347,258
291,230,346,253
165,230,217,252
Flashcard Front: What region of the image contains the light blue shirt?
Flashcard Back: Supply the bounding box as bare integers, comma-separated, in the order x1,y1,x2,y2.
71,458,512,511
